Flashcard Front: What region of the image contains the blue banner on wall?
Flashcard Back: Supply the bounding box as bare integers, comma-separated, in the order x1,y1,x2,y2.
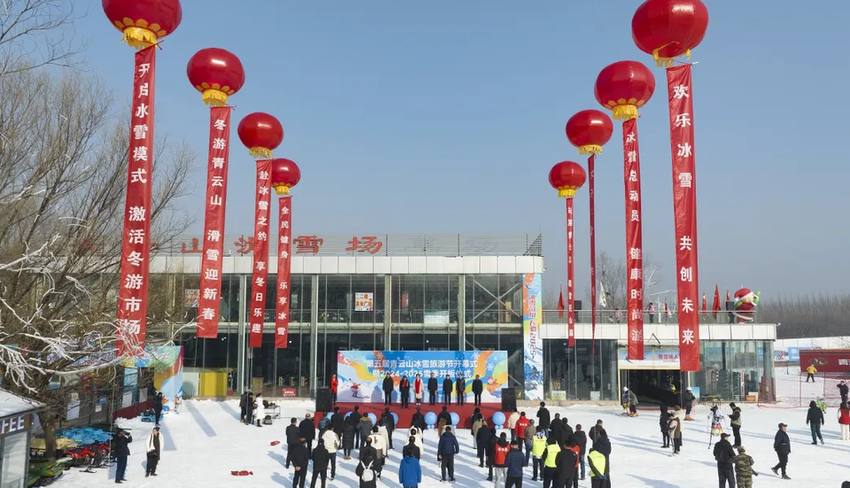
337,350,508,403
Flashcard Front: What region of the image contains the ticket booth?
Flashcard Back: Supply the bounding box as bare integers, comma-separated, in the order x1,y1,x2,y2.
0,390,40,488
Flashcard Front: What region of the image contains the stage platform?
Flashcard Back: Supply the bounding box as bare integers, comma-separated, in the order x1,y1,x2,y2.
316,402,507,429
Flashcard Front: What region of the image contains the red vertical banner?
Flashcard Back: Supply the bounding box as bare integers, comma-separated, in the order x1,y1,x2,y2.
117,47,156,355
249,160,272,348
588,154,597,354
196,107,232,338
566,198,576,347
623,118,645,361
668,64,700,372
275,197,292,348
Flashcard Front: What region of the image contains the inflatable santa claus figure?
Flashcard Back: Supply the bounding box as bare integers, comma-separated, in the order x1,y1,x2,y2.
733,288,761,323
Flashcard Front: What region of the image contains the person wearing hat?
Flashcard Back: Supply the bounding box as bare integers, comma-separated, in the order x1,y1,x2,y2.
300,414,316,454
145,426,163,478
731,446,757,488
771,423,791,480
683,387,696,421
713,432,736,487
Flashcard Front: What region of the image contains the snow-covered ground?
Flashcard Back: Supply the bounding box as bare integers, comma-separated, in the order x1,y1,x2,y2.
55,398,850,488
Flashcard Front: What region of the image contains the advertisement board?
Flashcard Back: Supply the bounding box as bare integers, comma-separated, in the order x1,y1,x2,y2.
336,350,508,403
522,274,544,401
354,292,373,312
617,349,682,370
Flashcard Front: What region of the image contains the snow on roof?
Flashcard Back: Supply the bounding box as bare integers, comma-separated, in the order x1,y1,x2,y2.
0,389,41,418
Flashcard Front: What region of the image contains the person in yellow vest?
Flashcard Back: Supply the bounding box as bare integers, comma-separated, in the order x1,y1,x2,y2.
587,447,610,488
806,364,817,383
531,431,547,481
542,437,561,488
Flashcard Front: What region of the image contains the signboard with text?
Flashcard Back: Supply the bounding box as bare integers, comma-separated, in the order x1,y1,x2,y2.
618,349,682,370
799,349,850,373
354,293,373,312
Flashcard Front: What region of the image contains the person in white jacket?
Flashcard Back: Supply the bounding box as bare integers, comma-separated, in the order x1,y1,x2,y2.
253,393,265,427
409,427,424,454
145,426,163,477
321,427,340,480
507,409,520,442
367,426,386,476
377,421,390,453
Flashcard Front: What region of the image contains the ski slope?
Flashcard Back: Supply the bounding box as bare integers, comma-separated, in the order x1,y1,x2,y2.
55,399,850,488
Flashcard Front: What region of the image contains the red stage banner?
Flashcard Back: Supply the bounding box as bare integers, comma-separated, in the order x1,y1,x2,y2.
117,47,156,355
566,198,576,347
623,119,645,360
667,64,700,372
249,160,272,348
588,154,597,354
799,350,850,374
197,107,232,338
275,196,292,348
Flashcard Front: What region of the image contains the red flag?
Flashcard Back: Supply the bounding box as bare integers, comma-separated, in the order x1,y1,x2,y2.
116,46,156,356
623,118,645,361
726,288,731,302
557,286,565,319
197,106,232,339
248,160,272,348
701,293,707,315
668,64,700,372
664,298,670,317
712,284,722,318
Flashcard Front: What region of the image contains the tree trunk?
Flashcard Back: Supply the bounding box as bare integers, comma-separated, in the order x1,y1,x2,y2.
41,416,57,461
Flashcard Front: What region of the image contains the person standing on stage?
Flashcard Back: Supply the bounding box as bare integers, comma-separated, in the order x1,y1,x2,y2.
456,375,466,406
330,374,338,405
382,373,394,405
414,374,423,406
400,375,411,408
472,375,484,406
443,375,453,406
428,373,439,406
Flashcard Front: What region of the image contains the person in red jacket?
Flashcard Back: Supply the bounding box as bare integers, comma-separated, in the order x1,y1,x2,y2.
413,374,423,406
515,412,530,456
330,374,338,404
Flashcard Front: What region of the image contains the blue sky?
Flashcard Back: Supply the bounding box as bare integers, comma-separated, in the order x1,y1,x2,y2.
75,1,849,298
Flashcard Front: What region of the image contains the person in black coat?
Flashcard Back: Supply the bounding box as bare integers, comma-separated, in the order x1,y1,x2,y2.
713,433,736,488
381,408,395,450
476,422,492,467
342,418,356,459
555,441,579,487
411,407,426,431
382,373,394,405
300,414,317,453
113,429,132,483
331,407,345,438
239,392,248,423
399,375,411,408
537,402,551,435
574,424,588,481
403,435,421,459
285,418,301,469
427,373,439,405
772,423,791,480
455,375,466,406
152,392,163,425
472,375,484,406
806,400,825,445
310,439,330,488
593,429,611,458
437,407,452,432
442,375,453,405
486,428,499,481
659,405,671,448
350,406,363,448
244,392,254,425
291,438,310,488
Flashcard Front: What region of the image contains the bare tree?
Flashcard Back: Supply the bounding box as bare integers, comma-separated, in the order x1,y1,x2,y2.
0,64,195,458
760,294,850,339
0,0,86,77
586,251,662,310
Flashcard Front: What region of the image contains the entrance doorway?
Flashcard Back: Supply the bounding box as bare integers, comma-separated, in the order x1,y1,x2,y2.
619,369,683,406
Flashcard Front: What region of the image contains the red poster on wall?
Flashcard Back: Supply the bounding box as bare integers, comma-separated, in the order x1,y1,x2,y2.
117,46,156,355
275,197,292,348
196,107,232,339
623,119,645,361
249,160,272,348
667,64,700,372
566,198,576,348
588,154,597,354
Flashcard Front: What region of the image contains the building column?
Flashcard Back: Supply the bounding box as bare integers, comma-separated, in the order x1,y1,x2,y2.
384,275,392,350
309,274,319,399
236,274,248,394
458,275,466,351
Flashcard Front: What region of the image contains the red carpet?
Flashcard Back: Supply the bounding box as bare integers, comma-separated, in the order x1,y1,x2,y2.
316,402,507,429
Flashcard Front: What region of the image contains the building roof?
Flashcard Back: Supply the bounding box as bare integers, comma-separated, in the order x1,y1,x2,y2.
0,389,42,418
